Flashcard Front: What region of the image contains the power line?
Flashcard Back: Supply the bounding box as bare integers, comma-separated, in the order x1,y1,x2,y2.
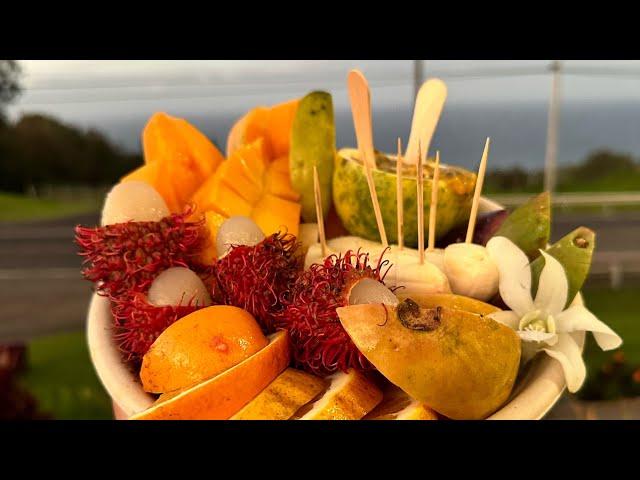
15,80,413,107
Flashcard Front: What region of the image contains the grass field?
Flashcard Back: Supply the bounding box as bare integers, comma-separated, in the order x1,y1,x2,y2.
581,286,639,368
0,192,100,222
19,331,112,420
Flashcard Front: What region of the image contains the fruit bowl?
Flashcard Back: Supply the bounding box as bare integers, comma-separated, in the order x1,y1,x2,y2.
87,197,580,420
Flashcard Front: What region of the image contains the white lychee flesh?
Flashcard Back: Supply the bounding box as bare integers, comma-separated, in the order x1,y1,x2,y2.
443,243,499,301
348,278,399,306
147,267,212,307
216,216,265,257
101,181,170,226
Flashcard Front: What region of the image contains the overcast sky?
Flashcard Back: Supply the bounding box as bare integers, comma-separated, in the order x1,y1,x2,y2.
7,60,640,164
11,60,640,113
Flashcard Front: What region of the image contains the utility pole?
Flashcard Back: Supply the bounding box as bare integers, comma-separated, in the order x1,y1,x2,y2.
413,60,424,101
544,60,562,193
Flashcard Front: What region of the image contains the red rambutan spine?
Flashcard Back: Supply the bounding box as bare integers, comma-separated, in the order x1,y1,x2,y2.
274,249,391,377
213,232,303,333
75,210,208,299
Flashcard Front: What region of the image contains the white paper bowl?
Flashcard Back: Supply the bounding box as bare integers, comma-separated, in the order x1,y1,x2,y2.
87,197,580,419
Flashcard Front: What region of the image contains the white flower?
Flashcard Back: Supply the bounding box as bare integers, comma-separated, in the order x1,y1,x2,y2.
485,236,622,393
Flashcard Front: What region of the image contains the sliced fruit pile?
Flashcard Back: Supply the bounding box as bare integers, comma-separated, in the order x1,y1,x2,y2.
76,84,604,420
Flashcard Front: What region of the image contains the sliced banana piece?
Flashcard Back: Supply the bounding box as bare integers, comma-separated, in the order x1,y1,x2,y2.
299,369,382,420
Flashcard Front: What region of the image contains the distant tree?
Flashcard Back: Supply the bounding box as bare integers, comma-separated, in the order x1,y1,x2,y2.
0,113,139,193
0,60,22,123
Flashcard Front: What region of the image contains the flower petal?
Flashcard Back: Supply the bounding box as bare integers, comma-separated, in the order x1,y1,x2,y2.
488,310,520,329
518,330,558,345
556,305,623,351
486,236,534,317
533,250,568,315
543,333,586,393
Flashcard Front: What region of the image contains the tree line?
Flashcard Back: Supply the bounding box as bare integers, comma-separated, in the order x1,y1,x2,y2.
0,114,141,193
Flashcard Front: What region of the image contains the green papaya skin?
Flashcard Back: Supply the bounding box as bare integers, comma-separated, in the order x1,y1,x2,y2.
531,226,595,308
494,192,551,260
333,148,476,247
290,91,335,222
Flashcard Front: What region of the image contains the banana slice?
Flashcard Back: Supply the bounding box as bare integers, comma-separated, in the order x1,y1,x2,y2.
365,384,438,420
299,369,382,420
231,368,326,420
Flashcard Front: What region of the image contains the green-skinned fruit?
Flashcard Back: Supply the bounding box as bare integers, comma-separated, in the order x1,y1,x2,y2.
531,226,595,308
290,91,336,222
333,148,476,247
337,299,521,419
493,192,551,260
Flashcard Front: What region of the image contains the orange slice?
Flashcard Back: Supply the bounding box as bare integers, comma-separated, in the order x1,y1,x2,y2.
140,306,268,394
132,331,290,420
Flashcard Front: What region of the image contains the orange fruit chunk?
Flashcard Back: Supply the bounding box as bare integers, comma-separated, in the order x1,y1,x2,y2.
265,99,299,159
131,331,290,420
251,193,301,238
200,211,227,264
140,112,224,213
226,106,272,159
140,306,268,394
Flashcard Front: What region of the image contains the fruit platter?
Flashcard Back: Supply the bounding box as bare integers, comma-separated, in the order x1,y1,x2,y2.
79,71,622,420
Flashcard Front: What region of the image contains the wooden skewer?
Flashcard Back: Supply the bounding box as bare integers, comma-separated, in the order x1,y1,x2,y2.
428,151,440,252
396,137,404,250
466,137,491,243
347,69,388,247
313,166,327,257
405,78,448,165
416,142,425,264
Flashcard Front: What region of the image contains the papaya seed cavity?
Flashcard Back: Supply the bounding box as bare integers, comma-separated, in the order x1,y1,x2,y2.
398,298,442,331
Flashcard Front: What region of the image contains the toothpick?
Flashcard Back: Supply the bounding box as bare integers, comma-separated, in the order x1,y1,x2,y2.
347,69,388,247
466,137,490,243
428,151,440,252
313,166,327,257
416,142,425,264
364,167,388,248
396,137,404,250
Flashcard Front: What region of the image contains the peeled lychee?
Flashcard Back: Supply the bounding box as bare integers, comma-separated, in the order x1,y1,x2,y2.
348,278,399,306
215,216,266,257
443,243,499,301
101,181,170,226
147,267,212,307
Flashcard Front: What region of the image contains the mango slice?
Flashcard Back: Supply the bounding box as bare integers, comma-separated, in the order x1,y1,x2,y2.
251,193,301,238
131,112,224,213
265,99,299,159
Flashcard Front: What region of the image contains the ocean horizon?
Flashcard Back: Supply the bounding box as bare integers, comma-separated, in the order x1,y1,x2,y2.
12,100,640,172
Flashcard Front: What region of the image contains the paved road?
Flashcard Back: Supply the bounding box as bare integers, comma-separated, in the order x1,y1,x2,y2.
1,211,639,342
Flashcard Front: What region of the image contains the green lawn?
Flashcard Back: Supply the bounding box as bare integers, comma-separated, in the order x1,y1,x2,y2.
581,286,639,367
0,192,99,222
19,331,113,420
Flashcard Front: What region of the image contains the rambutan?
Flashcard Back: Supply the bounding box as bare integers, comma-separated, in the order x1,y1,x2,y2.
110,292,201,364
75,211,207,299
214,232,303,332
274,249,391,377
